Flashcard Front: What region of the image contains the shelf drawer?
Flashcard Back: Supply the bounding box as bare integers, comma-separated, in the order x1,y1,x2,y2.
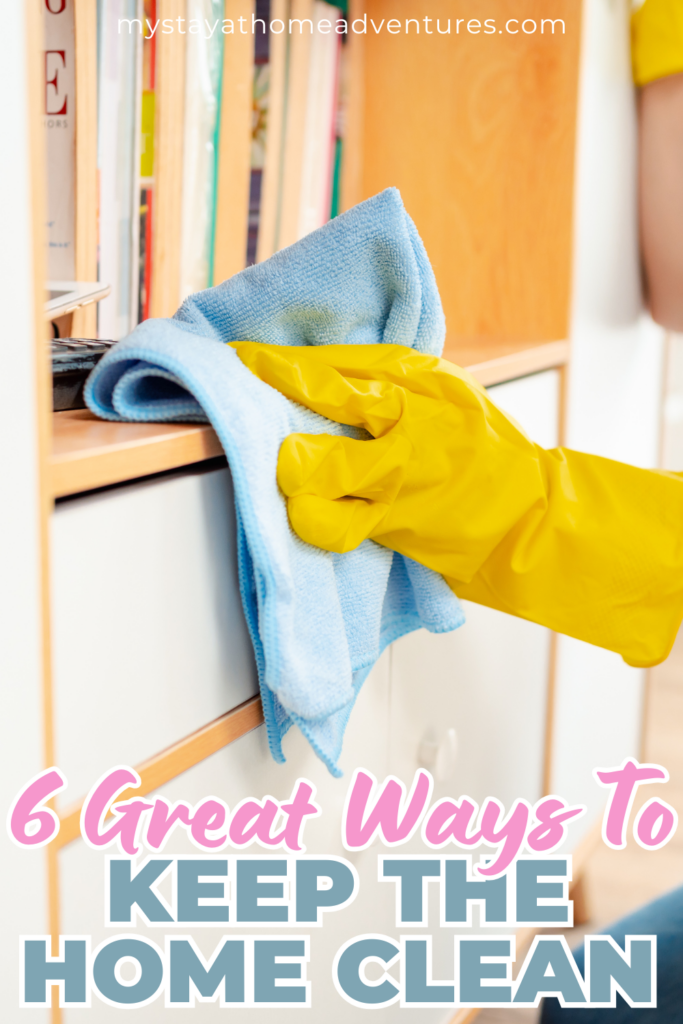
51,464,258,803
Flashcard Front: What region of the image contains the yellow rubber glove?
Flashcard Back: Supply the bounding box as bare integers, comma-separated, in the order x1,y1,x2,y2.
232,342,683,669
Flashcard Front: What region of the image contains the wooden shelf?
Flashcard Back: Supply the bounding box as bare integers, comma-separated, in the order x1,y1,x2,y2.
444,337,570,388
50,339,569,500
51,410,223,498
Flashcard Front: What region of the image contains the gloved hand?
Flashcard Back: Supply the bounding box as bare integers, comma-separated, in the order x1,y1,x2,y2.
232,341,683,669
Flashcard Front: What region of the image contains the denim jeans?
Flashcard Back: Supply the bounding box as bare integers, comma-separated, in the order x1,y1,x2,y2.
541,885,683,1021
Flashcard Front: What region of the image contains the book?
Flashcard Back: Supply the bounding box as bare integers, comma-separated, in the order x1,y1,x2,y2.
258,0,345,258
211,0,254,283
329,3,349,220
246,0,271,266
138,0,157,322
254,0,288,264
90,0,346,327
297,1,342,238
179,0,225,300
97,0,143,340
44,0,77,280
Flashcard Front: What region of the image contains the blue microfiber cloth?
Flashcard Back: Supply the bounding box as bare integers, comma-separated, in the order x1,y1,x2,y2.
85,187,465,775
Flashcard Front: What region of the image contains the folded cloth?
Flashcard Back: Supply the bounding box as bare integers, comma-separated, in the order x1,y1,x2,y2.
85,187,465,775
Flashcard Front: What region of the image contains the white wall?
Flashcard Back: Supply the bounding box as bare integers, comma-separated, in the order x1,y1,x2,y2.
567,0,664,467
0,5,50,1022
551,0,665,835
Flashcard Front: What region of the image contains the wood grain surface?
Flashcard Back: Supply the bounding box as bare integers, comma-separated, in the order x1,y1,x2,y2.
28,0,62,983
344,0,582,345
50,410,224,499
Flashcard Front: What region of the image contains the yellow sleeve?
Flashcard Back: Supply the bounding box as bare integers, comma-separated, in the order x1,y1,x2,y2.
632,0,683,86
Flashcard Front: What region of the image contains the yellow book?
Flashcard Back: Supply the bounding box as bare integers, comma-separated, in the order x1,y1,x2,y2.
140,90,155,179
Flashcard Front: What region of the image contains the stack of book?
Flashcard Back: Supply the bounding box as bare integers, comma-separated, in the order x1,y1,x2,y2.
44,0,348,341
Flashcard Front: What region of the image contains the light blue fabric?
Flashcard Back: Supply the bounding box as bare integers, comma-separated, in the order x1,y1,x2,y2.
85,188,465,775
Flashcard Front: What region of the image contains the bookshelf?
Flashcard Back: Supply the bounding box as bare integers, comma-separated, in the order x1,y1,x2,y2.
30,4,583,1022
50,0,580,349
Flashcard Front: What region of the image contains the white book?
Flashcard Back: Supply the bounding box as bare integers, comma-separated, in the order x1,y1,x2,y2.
297,1,341,240
44,0,77,280
97,0,143,340
179,0,224,301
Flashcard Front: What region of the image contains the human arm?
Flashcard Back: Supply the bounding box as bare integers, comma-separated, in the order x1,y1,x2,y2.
634,0,683,328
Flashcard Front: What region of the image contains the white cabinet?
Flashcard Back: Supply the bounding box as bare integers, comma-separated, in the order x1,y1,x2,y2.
59,654,394,1024
51,466,258,804
388,607,551,809
51,370,561,816
53,368,568,1024
551,635,645,842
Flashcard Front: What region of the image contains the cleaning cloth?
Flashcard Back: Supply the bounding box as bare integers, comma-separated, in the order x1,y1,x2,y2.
85,188,465,775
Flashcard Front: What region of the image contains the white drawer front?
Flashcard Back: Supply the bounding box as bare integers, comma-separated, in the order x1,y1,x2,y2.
60,654,397,1024
51,466,258,803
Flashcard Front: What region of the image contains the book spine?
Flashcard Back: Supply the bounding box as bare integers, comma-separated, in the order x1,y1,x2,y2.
256,0,288,263
213,0,254,281
97,0,143,339
297,1,342,239
138,0,156,322
44,0,77,280
179,0,225,301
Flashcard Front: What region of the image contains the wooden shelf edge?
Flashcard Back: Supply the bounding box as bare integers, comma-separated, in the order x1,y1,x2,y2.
50,420,224,499
452,339,570,388
54,695,264,849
